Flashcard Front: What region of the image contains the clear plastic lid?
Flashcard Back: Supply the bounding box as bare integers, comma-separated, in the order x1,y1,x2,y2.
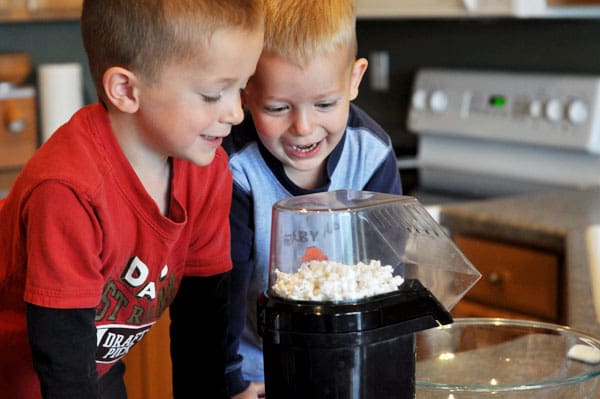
268,190,481,310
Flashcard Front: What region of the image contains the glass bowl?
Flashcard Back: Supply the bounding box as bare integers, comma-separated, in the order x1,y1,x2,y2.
416,318,600,398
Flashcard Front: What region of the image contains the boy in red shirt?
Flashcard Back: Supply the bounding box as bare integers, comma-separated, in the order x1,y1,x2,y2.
0,1,263,398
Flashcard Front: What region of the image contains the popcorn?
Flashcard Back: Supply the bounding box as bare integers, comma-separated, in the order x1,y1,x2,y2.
271,260,404,301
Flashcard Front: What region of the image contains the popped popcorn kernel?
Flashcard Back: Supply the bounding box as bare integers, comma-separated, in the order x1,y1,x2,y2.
272,260,404,301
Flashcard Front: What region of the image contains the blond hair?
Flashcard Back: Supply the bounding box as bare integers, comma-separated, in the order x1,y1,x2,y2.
263,0,357,67
81,0,264,100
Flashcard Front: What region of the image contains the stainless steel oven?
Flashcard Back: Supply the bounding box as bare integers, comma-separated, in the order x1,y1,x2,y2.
406,68,600,201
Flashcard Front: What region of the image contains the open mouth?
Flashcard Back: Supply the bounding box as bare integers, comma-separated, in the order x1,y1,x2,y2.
290,142,319,153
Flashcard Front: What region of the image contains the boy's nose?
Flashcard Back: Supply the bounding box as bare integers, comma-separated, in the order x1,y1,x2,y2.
292,111,313,136
222,94,244,125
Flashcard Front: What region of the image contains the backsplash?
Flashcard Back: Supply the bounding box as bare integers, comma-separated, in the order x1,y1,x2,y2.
355,18,600,154
0,20,93,102
3,17,600,155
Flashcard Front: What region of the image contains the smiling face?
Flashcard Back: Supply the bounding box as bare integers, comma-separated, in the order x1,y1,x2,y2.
130,26,264,167
243,47,367,188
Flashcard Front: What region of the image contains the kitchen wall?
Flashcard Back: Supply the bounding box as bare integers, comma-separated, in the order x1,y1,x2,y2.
4,18,600,156
0,20,93,101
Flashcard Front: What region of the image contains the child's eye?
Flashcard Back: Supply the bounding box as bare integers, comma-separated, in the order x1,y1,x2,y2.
264,105,289,113
202,94,222,103
316,101,337,110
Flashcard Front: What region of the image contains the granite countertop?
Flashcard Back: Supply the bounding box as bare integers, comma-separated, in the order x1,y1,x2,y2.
437,187,600,338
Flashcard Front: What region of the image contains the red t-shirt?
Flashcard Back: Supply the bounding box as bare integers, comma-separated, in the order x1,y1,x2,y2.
0,103,232,397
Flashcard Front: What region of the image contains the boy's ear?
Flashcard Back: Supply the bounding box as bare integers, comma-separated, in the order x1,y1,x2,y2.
102,67,140,113
349,57,368,101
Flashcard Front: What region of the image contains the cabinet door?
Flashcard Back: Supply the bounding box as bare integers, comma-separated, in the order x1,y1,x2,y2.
0,0,9,14
453,234,561,322
548,0,600,4
27,0,82,11
1,0,82,20
0,97,37,169
453,298,543,321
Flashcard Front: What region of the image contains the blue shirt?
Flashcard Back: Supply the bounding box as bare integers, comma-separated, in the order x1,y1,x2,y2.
223,103,401,395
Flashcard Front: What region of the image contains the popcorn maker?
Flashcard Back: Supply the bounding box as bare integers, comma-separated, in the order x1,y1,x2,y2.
258,190,481,398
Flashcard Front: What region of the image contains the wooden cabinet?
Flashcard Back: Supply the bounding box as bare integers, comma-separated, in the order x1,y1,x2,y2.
451,234,563,323
0,0,81,22
123,311,173,399
0,92,38,195
548,0,600,4
28,0,81,13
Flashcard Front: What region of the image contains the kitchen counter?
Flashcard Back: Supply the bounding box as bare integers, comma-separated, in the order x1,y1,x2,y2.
437,187,600,338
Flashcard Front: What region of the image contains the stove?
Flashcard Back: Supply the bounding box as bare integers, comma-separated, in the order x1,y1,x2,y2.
407,68,600,199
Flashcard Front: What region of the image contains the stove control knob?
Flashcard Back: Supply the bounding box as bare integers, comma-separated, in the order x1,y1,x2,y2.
411,89,428,111
544,99,563,123
567,100,588,125
429,90,448,113
528,100,543,118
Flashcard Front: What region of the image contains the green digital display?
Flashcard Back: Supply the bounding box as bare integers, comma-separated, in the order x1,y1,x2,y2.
489,95,506,108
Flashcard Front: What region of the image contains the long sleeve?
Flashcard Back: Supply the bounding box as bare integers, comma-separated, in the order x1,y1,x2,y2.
225,186,255,396
27,305,100,399
363,148,402,195
170,273,231,399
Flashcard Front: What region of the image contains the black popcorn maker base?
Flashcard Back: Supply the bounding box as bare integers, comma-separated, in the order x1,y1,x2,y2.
258,279,453,399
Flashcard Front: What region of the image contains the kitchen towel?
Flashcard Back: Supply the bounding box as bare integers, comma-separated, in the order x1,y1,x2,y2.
38,62,84,142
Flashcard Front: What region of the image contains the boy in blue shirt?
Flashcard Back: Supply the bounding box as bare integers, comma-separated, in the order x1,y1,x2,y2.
223,1,401,397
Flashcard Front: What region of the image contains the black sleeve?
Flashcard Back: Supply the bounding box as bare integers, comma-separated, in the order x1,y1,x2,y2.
225,187,255,395
26,304,99,399
170,272,231,399
364,150,403,195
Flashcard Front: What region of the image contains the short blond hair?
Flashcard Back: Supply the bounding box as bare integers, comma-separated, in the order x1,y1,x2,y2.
263,0,357,67
81,0,264,100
